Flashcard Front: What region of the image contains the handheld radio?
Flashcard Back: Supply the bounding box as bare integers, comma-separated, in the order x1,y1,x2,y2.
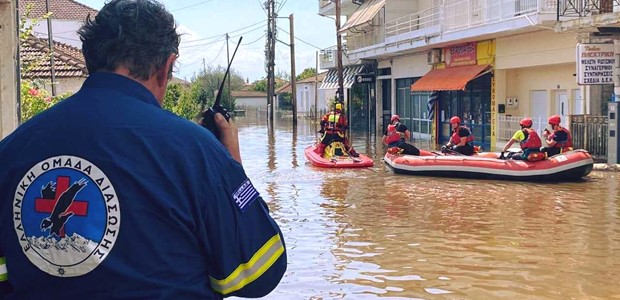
200,36,243,140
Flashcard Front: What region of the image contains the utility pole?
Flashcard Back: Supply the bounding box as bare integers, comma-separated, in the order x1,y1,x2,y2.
45,0,56,96
335,0,344,104
265,0,276,124
315,51,318,120
226,33,231,111
289,14,297,126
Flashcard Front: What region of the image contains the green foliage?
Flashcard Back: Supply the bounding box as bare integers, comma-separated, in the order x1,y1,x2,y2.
296,68,316,81
278,92,292,110
162,83,183,112
250,77,287,93
160,66,245,121
21,80,71,122
251,79,267,92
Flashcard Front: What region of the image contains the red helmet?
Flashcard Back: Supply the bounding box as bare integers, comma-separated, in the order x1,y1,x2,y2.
519,118,533,127
449,116,461,124
548,115,561,125
391,115,400,122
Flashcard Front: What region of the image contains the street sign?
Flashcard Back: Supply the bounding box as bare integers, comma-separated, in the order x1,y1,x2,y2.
576,43,616,85
355,74,375,84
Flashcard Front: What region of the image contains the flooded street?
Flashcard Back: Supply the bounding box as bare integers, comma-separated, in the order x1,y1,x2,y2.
235,114,620,300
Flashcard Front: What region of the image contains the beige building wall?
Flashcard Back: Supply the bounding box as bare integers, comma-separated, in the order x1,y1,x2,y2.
495,30,580,118
496,30,578,69
391,53,430,79
503,64,577,116
0,0,18,138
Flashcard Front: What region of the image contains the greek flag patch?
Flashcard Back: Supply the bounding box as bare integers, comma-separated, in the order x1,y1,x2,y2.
233,179,259,212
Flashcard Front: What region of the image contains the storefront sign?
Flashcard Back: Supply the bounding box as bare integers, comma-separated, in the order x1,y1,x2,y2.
576,43,616,85
491,76,496,150
355,74,375,84
445,42,477,67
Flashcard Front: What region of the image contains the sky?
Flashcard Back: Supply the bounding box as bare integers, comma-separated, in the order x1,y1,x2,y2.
74,0,337,83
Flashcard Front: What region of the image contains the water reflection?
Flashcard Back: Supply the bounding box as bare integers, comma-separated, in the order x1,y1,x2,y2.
234,114,620,299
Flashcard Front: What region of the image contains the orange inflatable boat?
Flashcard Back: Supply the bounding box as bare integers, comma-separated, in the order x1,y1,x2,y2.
383,149,593,181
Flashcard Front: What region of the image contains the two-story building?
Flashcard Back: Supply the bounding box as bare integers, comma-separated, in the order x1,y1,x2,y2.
319,0,619,151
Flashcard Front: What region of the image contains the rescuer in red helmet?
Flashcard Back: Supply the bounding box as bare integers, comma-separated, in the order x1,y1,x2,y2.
541,115,573,157
500,117,543,161
382,114,420,155
442,116,475,155
315,102,359,157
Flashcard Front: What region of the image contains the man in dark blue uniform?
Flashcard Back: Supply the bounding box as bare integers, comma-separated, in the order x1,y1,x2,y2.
0,0,286,299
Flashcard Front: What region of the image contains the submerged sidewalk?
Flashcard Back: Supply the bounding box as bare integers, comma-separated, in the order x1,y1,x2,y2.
593,164,620,171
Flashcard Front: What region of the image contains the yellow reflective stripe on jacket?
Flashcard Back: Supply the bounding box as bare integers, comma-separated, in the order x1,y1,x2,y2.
0,257,7,281
210,234,284,295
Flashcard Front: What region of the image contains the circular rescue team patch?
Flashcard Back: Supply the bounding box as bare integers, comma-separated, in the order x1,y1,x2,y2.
13,155,120,277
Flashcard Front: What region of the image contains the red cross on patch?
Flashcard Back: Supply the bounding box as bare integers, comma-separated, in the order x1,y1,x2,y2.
34,176,89,237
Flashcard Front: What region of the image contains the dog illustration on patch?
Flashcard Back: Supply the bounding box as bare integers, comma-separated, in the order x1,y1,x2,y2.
40,178,88,237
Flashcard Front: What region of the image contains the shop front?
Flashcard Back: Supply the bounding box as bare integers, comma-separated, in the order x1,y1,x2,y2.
411,41,495,150
319,65,376,132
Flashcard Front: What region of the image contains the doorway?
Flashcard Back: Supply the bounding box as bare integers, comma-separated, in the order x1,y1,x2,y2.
530,90,549,125
556,90,569,127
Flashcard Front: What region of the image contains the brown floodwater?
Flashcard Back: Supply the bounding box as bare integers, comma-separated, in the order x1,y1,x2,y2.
234,114,620,300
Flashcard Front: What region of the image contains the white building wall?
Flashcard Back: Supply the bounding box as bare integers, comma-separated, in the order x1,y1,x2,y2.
37,77,85,95
235,97,267,110
32,19,83,48
296,82,331,115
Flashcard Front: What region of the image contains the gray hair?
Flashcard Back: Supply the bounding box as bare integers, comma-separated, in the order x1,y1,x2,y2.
79,0,181,80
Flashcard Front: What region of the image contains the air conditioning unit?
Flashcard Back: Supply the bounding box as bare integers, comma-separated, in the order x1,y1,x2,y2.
427,48,442,65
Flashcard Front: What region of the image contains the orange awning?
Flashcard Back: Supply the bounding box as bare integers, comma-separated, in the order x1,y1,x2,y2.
410,64,491,91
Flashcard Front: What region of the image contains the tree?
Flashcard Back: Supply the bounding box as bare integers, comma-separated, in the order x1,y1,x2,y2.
162,82,183,112
296,67,316,81
190,65,245,112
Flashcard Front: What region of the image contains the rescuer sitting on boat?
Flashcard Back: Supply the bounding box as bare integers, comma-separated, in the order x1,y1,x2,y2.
315,103,359,157
541,115,573,157
500,117,544,161
382,115,420,155
442,116,475,155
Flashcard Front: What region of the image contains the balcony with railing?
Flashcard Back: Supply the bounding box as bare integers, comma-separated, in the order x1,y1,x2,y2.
319,45,358,69
557,0,620,18
336,0,558,57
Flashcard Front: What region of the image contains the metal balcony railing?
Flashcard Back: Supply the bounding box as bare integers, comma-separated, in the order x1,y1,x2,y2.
557,0,620,19
332,0,559,54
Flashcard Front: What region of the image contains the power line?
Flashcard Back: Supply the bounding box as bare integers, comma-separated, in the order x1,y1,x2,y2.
276,0,288,13
180,37,226,49
171,0,215,12
182,20,266,45
206,40,227,65
242,34,266,46
276,26,323,50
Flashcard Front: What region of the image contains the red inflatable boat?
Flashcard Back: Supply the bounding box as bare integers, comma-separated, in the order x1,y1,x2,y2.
305,141,373,168
383,149,593,181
